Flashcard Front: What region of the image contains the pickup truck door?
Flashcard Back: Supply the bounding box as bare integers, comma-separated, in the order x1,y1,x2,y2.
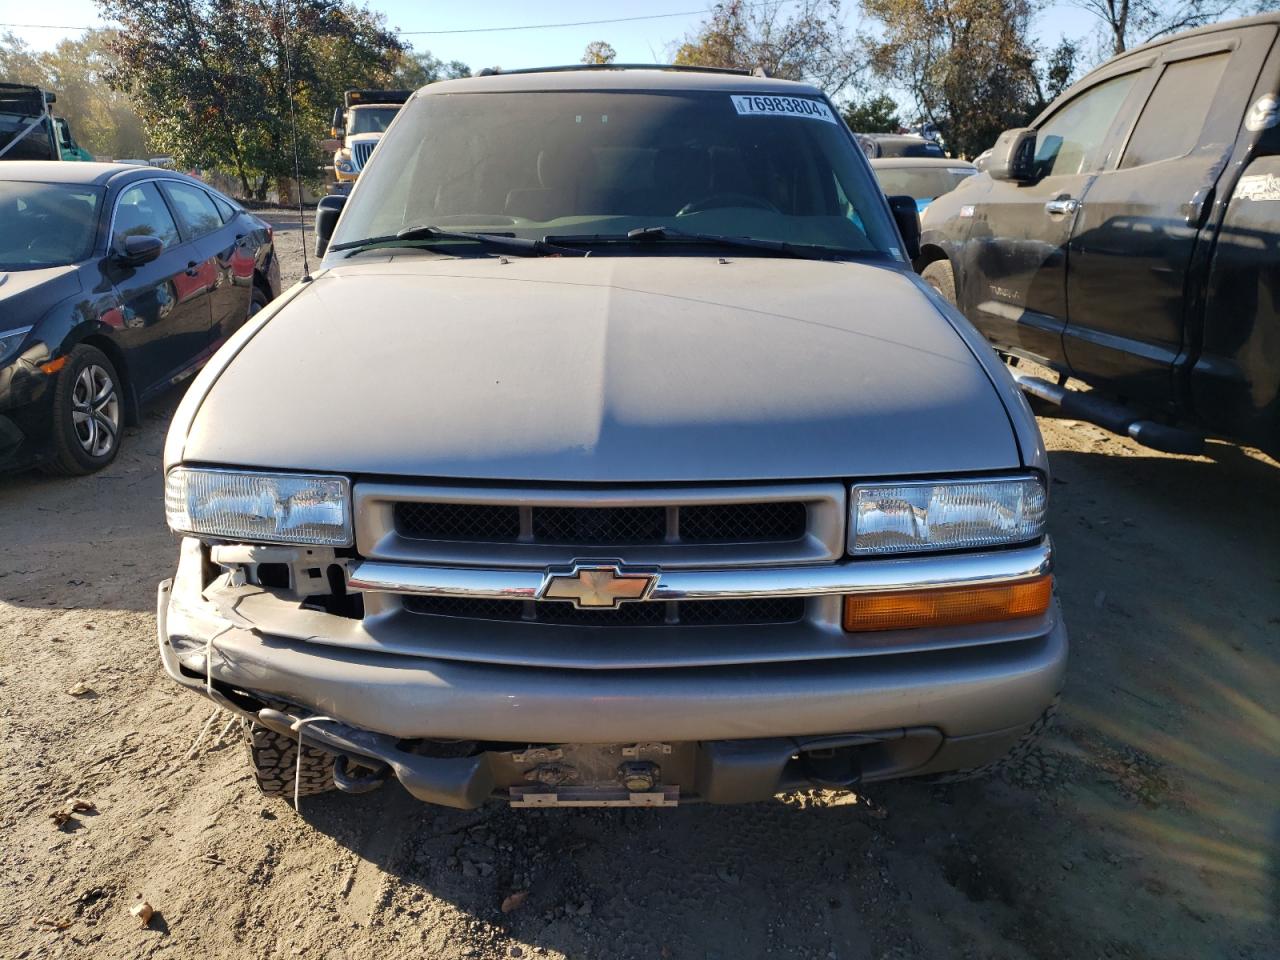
960,69,1145,366
1063,24,1277,404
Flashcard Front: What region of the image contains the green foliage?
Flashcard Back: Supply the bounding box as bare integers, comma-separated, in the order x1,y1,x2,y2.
673,0,863,94
582,41,617,65
841,93,901,132
0,29,149,158
862,0,1077,158
98,0,404,198
394,49,472,88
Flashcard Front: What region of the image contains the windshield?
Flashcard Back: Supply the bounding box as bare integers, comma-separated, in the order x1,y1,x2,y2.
0,181,102,270
332,90,900,257
874,166,976,203
349,106,401,135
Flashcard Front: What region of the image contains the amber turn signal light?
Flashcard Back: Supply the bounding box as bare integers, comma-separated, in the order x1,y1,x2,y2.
842,576,1053,632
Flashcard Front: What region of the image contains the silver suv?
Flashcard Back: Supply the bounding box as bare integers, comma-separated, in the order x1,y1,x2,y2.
159,66,1065,810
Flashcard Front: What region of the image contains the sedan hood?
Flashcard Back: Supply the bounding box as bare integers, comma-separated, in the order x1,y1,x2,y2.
180,255,1020,482
0,265,82,323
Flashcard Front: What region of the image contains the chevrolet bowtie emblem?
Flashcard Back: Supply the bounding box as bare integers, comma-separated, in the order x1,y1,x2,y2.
538,562,658,609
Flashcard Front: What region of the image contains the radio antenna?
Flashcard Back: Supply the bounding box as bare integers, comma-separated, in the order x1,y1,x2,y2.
278,0,312,281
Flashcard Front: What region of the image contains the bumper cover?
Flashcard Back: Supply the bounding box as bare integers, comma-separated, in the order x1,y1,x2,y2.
159,537,1068,747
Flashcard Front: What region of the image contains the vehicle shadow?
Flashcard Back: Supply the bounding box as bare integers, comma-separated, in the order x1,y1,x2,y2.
0,394,179,613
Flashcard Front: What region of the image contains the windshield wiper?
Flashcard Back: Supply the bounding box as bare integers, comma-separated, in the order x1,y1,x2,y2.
546,226,869,261
331,225,586,257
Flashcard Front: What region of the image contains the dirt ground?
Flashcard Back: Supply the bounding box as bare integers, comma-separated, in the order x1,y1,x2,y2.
1,210,1276,960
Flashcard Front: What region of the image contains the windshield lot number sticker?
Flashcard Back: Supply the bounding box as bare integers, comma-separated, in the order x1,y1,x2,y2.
731,95,837,124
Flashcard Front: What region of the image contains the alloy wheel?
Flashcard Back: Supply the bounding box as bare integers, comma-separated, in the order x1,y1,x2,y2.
71,363,120,458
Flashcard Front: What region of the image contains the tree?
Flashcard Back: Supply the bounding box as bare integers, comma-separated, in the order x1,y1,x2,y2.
862,0,1073,158
394,49,472,88
841,93,901,132
99,0,404,199
0,29,150,158
582,41,617,65
673,0,864,95
1076,1,1278,56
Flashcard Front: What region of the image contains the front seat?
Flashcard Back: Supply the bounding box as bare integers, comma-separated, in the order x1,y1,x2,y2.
505,143,599,222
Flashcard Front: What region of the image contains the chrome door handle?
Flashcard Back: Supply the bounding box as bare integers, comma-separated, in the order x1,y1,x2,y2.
1044,197,1079,216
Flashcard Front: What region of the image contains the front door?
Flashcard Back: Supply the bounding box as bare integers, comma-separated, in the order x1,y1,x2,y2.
959,69,1145,367
108,181,213,393
1064,24,1277,403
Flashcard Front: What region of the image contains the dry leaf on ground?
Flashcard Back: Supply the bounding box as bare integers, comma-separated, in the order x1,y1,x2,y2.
500,890,529,914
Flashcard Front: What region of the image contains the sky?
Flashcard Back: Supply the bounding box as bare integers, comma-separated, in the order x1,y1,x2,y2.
4,1,1102,72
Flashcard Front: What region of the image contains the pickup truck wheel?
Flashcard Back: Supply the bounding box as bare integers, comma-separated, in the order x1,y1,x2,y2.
245,721,335,798
924,696,1059,784
921,259,957,306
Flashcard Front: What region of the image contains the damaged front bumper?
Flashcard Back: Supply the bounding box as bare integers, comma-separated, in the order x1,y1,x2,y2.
159,538,1067,808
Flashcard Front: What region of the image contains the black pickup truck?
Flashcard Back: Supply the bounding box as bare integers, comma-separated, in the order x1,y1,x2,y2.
918,14,1280,458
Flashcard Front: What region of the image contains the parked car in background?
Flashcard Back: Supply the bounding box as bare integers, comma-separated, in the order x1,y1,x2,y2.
53,117,93,161
919,13,1280,458
0,162,280,474
855,133,946,159
871,157,977,212
160,66,1064,813
0,82,59,162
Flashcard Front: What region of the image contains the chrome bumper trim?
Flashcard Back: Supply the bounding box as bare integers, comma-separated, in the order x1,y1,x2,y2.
347,538,1052,601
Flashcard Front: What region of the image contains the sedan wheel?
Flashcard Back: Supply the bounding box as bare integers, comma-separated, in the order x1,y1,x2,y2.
71,363,121,458
41,344,125,476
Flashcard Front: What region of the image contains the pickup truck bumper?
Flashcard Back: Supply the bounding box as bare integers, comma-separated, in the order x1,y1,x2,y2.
158,539,1067,807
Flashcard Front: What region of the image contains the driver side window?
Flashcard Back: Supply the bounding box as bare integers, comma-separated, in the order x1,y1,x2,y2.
112,182,179,251
1034,71,1140,178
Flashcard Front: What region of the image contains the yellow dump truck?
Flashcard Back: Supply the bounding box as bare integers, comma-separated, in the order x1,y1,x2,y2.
325,89,411,195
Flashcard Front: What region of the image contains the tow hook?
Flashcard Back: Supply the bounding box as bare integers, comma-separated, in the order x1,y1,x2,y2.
332,754,390,794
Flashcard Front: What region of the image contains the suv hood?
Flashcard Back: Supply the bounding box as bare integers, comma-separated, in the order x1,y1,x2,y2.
178,256,1020,482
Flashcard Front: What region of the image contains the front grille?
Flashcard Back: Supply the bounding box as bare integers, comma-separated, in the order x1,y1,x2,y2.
403,595,807,627
351,141,375,169
396,502,520,542
395,501,806,546
533,506,666,544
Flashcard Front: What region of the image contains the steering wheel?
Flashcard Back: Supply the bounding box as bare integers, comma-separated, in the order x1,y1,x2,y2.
676,193,781,216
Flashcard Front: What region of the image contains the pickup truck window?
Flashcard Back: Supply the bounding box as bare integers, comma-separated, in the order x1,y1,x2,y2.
1120,53,1230,168
333,90,899,257
1034,71,1139,177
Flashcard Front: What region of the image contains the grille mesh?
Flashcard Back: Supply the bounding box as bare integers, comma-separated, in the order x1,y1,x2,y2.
396,502,520,542
403,595,806,627
394,500,807,546
533,506,666,545
681,501,806,542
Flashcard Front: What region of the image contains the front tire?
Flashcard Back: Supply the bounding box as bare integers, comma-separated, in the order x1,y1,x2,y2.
921,259,957,306
40,345,123,476
245,721,335,799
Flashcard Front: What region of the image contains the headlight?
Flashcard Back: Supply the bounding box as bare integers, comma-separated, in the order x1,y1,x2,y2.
165,468,352,546
0,326,33,364
335,157,354,173
850,475,1046,556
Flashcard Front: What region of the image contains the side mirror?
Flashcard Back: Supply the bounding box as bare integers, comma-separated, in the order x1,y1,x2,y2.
886,194,921,262
314,195,346,257
113,234,164,266
988,127,1037,182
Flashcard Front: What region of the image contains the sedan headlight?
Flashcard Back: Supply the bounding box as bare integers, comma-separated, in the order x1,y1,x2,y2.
850,475,1046,556
0,326,33,365
165,468,352,546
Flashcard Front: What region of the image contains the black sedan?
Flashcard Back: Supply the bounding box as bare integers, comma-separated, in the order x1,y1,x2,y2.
0,162,280,474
